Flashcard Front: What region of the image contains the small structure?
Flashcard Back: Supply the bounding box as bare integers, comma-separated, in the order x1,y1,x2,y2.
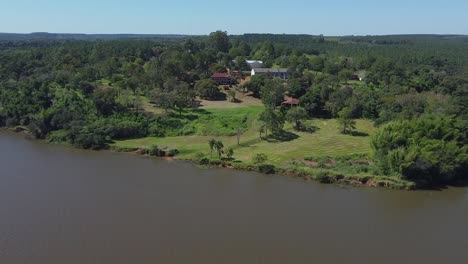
251,68,289,79
211,72,233,85
282,97,300,107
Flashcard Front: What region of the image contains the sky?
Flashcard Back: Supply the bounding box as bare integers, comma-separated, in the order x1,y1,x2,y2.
0,0,467,35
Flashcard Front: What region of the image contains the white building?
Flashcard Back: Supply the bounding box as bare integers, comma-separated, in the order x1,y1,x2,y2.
251,68,289,79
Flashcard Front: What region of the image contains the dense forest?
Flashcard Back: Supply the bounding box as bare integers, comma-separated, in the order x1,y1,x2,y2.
0,32,466,187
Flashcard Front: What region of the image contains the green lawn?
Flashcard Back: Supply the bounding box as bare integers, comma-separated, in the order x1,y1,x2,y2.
112,106,376,166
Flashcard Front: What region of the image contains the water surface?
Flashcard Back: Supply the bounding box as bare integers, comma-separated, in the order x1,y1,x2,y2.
1,131,467,264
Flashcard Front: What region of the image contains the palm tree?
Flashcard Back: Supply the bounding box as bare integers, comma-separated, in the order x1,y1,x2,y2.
215,140,224,158
226,148,234,160
208,139,216,159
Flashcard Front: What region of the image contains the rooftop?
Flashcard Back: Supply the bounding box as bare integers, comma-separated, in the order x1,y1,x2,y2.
282,97,300,105
252,68,288,73
211,72,231,78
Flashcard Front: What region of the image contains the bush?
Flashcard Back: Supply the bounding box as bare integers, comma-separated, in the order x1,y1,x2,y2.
148,145,162,156
167,148,179,157
199,158,210,165
46,129,70,143
371,117,468,185
73,132,107,150
252,153,268,165
315,171,332,183
256,164,276,174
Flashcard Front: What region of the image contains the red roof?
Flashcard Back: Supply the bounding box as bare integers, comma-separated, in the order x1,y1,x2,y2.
211,72,231,78
282,97,300,105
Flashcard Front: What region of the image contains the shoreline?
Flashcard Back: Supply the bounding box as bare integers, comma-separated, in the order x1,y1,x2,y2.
109,145,417,190
0,127,418,190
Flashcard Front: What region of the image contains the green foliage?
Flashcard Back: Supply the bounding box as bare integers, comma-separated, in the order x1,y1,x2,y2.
259,107,285,136
285,107,308,130
1,32,467,167
252,153,268,165
195,79,221,100
371,117,468,185
208,31,231,53
257,164,276,174
337,107,356,134
244,75,266,98
260,79,286,107
226,147,234,160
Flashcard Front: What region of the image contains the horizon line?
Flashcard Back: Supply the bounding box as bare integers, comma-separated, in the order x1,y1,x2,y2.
0,32,467,37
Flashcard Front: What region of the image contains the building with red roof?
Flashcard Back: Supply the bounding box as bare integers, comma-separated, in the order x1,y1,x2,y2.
282,97,300,107
211,72,233,85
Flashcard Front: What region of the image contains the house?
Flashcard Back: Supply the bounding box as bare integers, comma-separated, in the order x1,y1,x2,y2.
246,60,264,69
282,97,300,107
211,72,233,85
251,68,289,79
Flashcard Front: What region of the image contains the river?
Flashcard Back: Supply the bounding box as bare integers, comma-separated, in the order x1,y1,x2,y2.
1,131,467,264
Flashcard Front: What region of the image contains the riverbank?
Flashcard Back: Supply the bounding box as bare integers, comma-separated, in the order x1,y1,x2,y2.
0,126,438,190
111,147,418,190
2,109,417,190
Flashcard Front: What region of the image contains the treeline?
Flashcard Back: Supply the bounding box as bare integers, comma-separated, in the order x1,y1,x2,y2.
0,31,467,185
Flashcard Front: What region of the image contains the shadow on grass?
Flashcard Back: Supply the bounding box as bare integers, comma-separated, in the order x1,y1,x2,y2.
265,130,299,142
296,125,320,134
190,108,210,114
350,131,369,137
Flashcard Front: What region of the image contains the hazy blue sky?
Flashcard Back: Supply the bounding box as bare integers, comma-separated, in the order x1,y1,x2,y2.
1,0,467,35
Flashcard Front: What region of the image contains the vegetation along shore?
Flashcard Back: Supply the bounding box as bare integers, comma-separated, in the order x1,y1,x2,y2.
1,32,467,189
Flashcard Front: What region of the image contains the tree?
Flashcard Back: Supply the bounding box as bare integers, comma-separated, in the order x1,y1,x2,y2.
150,78,195,116
371,117,468,185
252,153,268,165
226,148,234,160
259,107,285,136
287,79,307,98
285,107,308,130
236,128,242,145
209,139,216,159
196,79,221,100
258,125,265,139
133,89,143,113
338,69,353,83
209,31,231,53
337,107,356,134
214,140,224,158
244,75,266,97
227,90,236,102
309,55,324,71
260,79,286,108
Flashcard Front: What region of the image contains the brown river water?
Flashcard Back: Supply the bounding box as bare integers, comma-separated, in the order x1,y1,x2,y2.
1,131,467,264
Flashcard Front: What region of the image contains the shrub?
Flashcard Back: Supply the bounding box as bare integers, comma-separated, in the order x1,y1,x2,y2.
252,153,268,165
148,145,162,156
167,148,179,157
46,129,70,143
257,164,276,174
199,158,210,165
315,171,332,183
371,117,468,185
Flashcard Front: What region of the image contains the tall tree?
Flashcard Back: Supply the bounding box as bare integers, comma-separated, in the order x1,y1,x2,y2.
209,31,231,53
285,107,308,130
337,107,356,134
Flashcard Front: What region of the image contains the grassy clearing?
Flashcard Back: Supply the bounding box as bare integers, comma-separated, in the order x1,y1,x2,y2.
112,106,375,166
111,106,416,189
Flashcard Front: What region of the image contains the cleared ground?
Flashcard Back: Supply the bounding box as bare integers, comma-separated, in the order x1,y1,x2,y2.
112,106,375,166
